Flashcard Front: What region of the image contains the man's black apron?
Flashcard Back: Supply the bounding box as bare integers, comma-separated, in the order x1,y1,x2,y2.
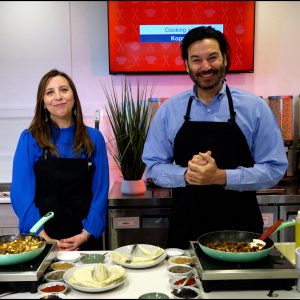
34,148,102,250
169,85,263,248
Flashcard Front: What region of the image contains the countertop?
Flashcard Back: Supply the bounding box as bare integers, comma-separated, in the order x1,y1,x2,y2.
2,244,300,299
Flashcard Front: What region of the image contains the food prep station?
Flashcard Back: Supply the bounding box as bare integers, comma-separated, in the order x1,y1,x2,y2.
1,242,300,299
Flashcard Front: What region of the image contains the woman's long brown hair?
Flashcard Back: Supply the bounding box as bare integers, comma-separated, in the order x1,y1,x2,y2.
28,69,94,157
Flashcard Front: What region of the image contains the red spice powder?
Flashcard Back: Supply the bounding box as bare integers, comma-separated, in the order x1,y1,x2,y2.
174,277,196,286
41,284,66,293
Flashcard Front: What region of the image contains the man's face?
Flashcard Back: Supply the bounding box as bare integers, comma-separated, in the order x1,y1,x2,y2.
185,38,226,91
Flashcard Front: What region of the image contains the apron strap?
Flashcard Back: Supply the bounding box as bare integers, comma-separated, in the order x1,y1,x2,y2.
226,85,236,125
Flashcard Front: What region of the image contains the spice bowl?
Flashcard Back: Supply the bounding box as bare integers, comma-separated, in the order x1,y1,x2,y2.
38,292,67,299
171,286,201,299
166,248,185,258
167,264,193,277
38,281,68,294
169,275,197,289
50,261,75,271
44,270,65,282
56,251,81,262
168,256,194,266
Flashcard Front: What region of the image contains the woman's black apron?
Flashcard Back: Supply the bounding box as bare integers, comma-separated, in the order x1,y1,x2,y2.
169,85,263,248
34,148,102,250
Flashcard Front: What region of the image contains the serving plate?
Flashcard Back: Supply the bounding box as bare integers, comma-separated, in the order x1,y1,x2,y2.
110,244,166,269
63,264,126,293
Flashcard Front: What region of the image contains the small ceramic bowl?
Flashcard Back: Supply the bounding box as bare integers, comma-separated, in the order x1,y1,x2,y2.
44,270,65,282
50,261,75,271
56,251,81,262
167,264,193,277
171,286,201,299
169,275,197,289
80,253,105,264
165,248,185,258
168,256,194,266
38,292,67,299
139,292,169,299
38,281,68,294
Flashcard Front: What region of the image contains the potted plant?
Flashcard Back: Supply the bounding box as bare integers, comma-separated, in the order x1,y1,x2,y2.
101,77,155,194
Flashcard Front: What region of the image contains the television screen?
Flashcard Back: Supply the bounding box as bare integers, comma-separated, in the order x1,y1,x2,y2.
107,1,255,74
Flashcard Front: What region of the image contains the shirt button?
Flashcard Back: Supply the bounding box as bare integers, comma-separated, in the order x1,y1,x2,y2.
207,109,210,112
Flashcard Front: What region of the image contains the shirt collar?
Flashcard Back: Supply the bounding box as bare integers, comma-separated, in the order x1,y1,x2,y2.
191,81,227,102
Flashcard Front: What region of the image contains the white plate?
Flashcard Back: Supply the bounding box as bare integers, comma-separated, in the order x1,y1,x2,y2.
110,244,166,269
63,264,126,293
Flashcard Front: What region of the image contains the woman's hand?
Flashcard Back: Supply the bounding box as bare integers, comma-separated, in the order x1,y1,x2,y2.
38,229,88,251
58,231,90,251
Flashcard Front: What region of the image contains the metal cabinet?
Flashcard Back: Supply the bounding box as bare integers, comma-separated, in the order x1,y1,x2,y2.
0,204,18,235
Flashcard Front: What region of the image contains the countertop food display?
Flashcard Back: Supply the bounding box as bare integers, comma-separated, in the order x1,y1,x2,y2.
1,244,300,299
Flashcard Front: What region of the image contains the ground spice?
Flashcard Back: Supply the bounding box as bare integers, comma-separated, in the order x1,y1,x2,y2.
40,284,66,293
176,287,198,298
174,277,196,286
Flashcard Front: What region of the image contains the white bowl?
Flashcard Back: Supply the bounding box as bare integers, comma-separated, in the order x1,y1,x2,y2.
44,270,65,282
166,248,185,257
169,275,197,289
56,251,80,262
168,256,194,266
50,261,75,271
38,281,68,294
171,286,201,299
167,264,193,277
37,292,67,299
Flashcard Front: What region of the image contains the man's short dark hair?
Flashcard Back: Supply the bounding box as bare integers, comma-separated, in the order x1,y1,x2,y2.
181,26,231,72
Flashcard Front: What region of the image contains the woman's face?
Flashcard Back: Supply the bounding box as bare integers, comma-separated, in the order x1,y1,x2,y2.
43,75,75,128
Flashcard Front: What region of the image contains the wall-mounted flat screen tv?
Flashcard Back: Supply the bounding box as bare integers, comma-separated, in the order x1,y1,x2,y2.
107,1,255,74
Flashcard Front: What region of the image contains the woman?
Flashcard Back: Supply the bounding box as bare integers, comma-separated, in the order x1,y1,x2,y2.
11,69,109,250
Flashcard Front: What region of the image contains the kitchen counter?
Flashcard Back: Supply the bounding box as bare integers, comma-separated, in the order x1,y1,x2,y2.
2,244,300,299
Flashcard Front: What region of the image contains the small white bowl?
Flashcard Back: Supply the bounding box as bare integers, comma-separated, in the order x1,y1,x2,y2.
166,248,185,257
37,292,67,299
56,251,80,262
38,281,68,294
168,256,194,266
171,286,201,299
169,275,197,289
44,270,65,282
167,264,193,277
50,261,75,271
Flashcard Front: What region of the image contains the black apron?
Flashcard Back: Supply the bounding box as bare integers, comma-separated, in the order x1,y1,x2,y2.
34,148,102,250
168,85,263,248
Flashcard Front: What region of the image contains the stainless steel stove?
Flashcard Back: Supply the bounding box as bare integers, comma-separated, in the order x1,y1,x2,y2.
0,242,57,293
189,241,300,293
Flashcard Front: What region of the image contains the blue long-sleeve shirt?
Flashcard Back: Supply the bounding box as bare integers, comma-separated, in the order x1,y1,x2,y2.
10,125,109,238
142,83,288,191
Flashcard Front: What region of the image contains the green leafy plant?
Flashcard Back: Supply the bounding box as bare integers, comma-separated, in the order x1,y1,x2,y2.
101,77,155,180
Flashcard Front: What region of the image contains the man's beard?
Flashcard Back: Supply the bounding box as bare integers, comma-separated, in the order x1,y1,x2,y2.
188,64,226,91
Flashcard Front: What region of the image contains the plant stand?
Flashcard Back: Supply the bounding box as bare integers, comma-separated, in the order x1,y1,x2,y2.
121,179,146,195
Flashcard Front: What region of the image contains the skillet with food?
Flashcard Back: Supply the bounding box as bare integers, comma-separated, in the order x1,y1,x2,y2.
197,219,295,263
0,211,54,265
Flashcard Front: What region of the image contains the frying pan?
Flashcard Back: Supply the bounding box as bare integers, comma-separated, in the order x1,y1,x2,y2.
197,219,295,263
0,211,54,266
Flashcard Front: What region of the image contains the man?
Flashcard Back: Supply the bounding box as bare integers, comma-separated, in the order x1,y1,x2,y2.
142,26,288,248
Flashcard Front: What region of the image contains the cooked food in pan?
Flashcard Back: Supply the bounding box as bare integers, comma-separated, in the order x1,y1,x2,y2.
204,241,261,253
0,236,44,254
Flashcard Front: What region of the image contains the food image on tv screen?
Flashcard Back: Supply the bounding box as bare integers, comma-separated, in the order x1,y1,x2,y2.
108,1,255,74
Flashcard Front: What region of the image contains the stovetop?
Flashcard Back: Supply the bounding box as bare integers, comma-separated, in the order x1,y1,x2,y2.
0,242,57,293
189,241,300,292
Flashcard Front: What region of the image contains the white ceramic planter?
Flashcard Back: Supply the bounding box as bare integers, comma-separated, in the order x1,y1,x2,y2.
121,179,146,195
